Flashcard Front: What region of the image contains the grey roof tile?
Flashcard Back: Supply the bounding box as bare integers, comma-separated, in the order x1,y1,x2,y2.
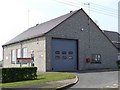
103,30,120,49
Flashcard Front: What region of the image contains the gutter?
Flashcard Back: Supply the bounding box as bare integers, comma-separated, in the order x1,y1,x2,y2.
2,34,45,47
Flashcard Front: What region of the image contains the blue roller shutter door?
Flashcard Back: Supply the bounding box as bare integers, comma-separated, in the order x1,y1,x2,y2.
52,39,77,71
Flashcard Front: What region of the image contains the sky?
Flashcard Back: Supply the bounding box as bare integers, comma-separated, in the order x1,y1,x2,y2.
0,0,119,60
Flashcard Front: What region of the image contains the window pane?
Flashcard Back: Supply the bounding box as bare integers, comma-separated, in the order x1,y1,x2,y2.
11,50,16,64
62,56,67,59
91,54,101,64
68,51,73,55
55,51,60,54
23,48,27,58
68,56,73,60
62,51,66,54
55,56,60,60
17,49,21,58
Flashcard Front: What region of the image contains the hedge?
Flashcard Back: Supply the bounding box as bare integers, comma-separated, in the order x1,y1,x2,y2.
116,60,120,69
2,67,37,83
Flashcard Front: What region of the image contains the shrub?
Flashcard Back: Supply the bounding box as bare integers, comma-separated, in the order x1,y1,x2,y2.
116,60,120,69
2,67,37,83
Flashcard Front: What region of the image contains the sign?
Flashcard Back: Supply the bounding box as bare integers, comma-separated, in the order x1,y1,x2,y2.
17,58,33,64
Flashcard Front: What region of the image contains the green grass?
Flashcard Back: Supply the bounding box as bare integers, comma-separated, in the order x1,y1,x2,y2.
0,72,75,88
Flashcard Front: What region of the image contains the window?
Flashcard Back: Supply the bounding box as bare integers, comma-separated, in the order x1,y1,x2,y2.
55,56,60,60
62,56,67,59
23,48,27,58
91,54,101,64
68,56,73,60
11,50,16,64
16,49,21,64
16,49,22,58
31,50,34,61
55,51,60,54
68,51,73,55
62,51,66,54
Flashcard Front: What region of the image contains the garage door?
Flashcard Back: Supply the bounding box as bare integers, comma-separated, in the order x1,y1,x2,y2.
52,38,78,71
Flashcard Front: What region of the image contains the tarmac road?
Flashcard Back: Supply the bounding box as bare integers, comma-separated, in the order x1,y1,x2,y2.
67,70,119,89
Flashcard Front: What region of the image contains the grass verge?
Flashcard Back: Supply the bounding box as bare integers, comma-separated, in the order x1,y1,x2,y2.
0,72,75,88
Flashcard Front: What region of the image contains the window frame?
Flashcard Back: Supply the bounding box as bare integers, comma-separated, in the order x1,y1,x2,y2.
91,54,101,64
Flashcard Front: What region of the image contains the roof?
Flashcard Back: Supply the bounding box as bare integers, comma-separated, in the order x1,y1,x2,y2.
3,9,78,46
103,30,120,49
2,9,117,50
102,30,120,42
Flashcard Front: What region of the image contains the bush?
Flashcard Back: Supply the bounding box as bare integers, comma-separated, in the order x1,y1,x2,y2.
2,67,37,83
116,60,120,69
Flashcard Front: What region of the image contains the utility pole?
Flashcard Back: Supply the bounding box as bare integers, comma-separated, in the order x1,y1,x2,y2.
84,3,91,49
28,9,30,28
118,1,120,33
84,3,90,17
